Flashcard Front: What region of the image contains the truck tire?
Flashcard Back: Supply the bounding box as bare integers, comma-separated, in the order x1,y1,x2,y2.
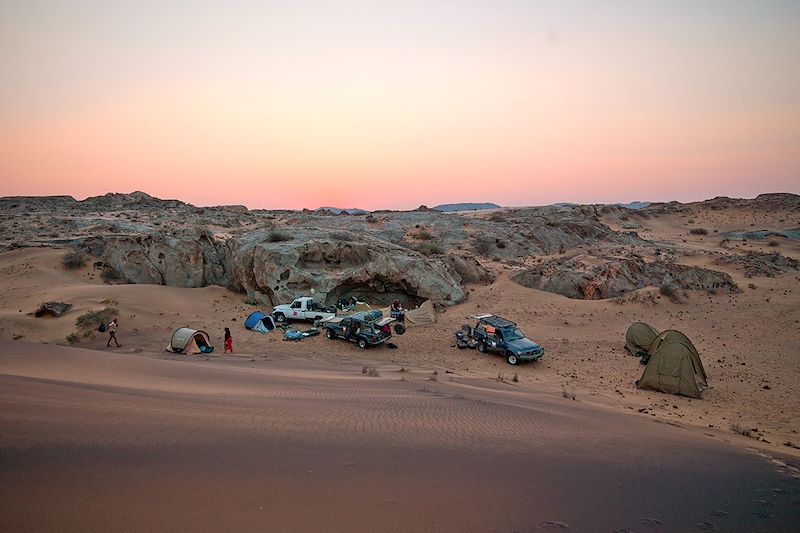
477,341,487,353
274,313,286,323
506,354,519,365
326,328,335,339
357,338,368,350
394,323,406,335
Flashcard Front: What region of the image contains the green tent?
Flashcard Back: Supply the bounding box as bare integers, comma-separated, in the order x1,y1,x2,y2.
625,322,659,357
645,329,707,383
637,341,706,399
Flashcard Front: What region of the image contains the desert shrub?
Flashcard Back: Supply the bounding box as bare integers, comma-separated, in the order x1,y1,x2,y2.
768,240,780,247
75,307,117,330
417,229,433,240
730,421,754,438
331,231,355,242
512,373,518,383
266,229,292,242
61,250,86,269
488,213,506,223
496,240,507,249
689,228,708,235
474,239,494,256
659,282,683,303
100,266,121,282
65,332,79,344
429,370,438,381
365,215,377,223
416,243,443,256
362,366,379,377
748,283,757,289
561,388,576,400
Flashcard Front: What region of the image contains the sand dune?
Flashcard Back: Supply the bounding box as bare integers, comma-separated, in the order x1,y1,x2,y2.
2,342,800,532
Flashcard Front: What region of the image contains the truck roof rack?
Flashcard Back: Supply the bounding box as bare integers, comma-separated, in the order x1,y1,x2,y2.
476,315,516,328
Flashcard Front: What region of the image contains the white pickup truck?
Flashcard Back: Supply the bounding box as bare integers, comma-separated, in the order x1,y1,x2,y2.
271,297,337,323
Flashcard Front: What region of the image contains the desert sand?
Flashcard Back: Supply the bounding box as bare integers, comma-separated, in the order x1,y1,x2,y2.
2,342,800,532
1,194,800,530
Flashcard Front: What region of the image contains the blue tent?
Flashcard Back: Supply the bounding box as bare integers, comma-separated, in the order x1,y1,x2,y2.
245,311,276,333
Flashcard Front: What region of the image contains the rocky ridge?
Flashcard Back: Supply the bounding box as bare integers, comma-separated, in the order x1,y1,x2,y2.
2,191,790,304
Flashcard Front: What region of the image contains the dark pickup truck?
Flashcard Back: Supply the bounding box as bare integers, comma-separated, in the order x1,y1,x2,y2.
322,311,400,349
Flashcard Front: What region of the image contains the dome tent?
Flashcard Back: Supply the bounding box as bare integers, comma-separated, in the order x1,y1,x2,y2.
637,340,706,399
167,328,213,354
244,311,276,333
645,329,707,382
624,322,659,358
636,329,707,399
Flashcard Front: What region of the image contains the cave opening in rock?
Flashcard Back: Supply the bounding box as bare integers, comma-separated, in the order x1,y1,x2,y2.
325,277,426,307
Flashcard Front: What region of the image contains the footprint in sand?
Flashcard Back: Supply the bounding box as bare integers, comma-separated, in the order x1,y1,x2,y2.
639,517,663,527
709,510,728,517
695,521,715,530
753,510,772,519
537,521,569,529
611,529,636,533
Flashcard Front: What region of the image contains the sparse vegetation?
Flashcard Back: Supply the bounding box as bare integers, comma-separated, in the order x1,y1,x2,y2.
512,373,518,383
429,370,438,381
730,421,754,439
75,307,117,331
100,266,121,282
266,229,292,242
362,366,380,377
417,229,433,240
689,228,708,235
659,282,683,303
748,283,757,289
768,240,779,247
495,240,507,249
415,243,443,256
331,231,355,242
61,249,86,269
65,332,79,344
562,388,576,401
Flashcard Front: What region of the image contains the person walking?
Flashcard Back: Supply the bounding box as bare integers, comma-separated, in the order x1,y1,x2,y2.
224,327,233,354
106,318,121,348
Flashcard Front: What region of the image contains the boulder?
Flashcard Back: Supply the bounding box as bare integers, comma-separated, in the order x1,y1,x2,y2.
34,302,72,318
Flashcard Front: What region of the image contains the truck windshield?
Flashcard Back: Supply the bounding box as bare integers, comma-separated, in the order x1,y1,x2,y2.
503,328,525,341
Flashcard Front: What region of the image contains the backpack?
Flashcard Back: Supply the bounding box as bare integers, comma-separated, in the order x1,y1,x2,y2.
98,323,106,332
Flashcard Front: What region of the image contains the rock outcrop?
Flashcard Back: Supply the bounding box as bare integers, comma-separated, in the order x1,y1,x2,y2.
512,254,740,300
714,252,800,278
228,229,465,306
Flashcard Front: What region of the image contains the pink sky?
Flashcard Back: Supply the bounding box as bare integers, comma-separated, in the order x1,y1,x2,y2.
1,1,798,210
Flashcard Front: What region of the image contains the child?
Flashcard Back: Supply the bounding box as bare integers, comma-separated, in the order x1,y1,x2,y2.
106,318,121,348
224,327,233,354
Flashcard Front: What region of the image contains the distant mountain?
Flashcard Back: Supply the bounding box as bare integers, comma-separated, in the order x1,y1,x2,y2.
616,201,651,210
316,207,369,215
432,202,500,212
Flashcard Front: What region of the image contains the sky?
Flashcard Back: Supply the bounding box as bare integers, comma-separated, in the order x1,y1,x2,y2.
0,1,798,210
